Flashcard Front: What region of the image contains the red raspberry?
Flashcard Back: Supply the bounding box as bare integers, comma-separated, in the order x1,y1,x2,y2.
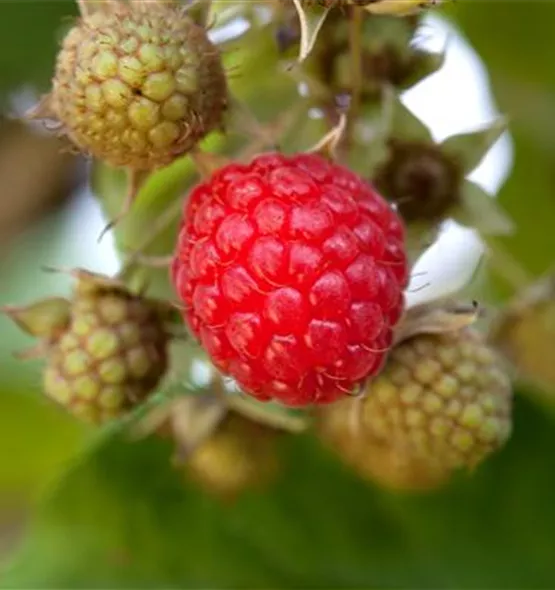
171,153,408,406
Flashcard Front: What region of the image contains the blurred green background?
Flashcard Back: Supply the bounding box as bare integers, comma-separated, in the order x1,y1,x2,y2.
0,0,555,587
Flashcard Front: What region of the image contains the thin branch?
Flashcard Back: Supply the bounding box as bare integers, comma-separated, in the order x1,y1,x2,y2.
347,6,364,140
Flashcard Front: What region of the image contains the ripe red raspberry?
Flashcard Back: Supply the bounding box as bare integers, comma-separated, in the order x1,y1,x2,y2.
171,152,408,406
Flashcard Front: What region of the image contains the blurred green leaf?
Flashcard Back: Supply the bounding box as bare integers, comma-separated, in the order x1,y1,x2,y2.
3,393,555,588
0,0,77,99
0,389,86,500
453,2,555,292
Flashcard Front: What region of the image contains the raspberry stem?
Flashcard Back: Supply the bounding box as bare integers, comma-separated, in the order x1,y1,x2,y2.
190,149,231,179
118,198,184,280
347,6,364,137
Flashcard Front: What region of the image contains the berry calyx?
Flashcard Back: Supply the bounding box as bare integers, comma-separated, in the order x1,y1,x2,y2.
373,140,461,224
317,326,513,491
35,1,227,170
171,152,408,406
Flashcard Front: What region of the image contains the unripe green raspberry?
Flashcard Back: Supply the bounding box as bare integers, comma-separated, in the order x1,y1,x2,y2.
317,327,512,491
3,270,176,424
48,1,227,169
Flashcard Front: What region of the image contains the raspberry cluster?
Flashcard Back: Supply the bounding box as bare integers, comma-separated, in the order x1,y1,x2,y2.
172,152,408,406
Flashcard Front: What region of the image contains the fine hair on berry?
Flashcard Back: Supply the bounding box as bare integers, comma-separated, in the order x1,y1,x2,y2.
172,152,408,406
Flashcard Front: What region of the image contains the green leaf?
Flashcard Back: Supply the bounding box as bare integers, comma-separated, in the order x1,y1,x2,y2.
4,393,555,588
440,118,507,175
453,180,515,235
0,388,87,503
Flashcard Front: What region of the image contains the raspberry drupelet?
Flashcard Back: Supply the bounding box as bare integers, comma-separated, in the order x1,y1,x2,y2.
171,152,409,406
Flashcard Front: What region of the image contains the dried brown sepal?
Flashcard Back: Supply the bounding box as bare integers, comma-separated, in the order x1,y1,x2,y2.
393,298,481,346
291,0,333,64
305,111,348,161
24,94,57,122
69,268,129,296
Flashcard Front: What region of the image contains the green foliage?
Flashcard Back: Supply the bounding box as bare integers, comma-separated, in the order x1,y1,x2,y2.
0,0,77,99
2,393,554,588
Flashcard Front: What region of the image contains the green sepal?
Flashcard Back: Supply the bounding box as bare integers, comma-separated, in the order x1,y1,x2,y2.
1,297,71,339
225,393,311,434
440,117,507,175
452,180,515,235
383,89,434,143
401,49,446,91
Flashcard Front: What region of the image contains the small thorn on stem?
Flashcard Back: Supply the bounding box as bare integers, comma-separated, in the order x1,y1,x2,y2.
97,168,149,244
40,264,73,276
97,219,116,244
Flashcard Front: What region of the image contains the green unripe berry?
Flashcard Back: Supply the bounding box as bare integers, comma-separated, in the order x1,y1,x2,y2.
49,1,227,169
317,327,513,491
